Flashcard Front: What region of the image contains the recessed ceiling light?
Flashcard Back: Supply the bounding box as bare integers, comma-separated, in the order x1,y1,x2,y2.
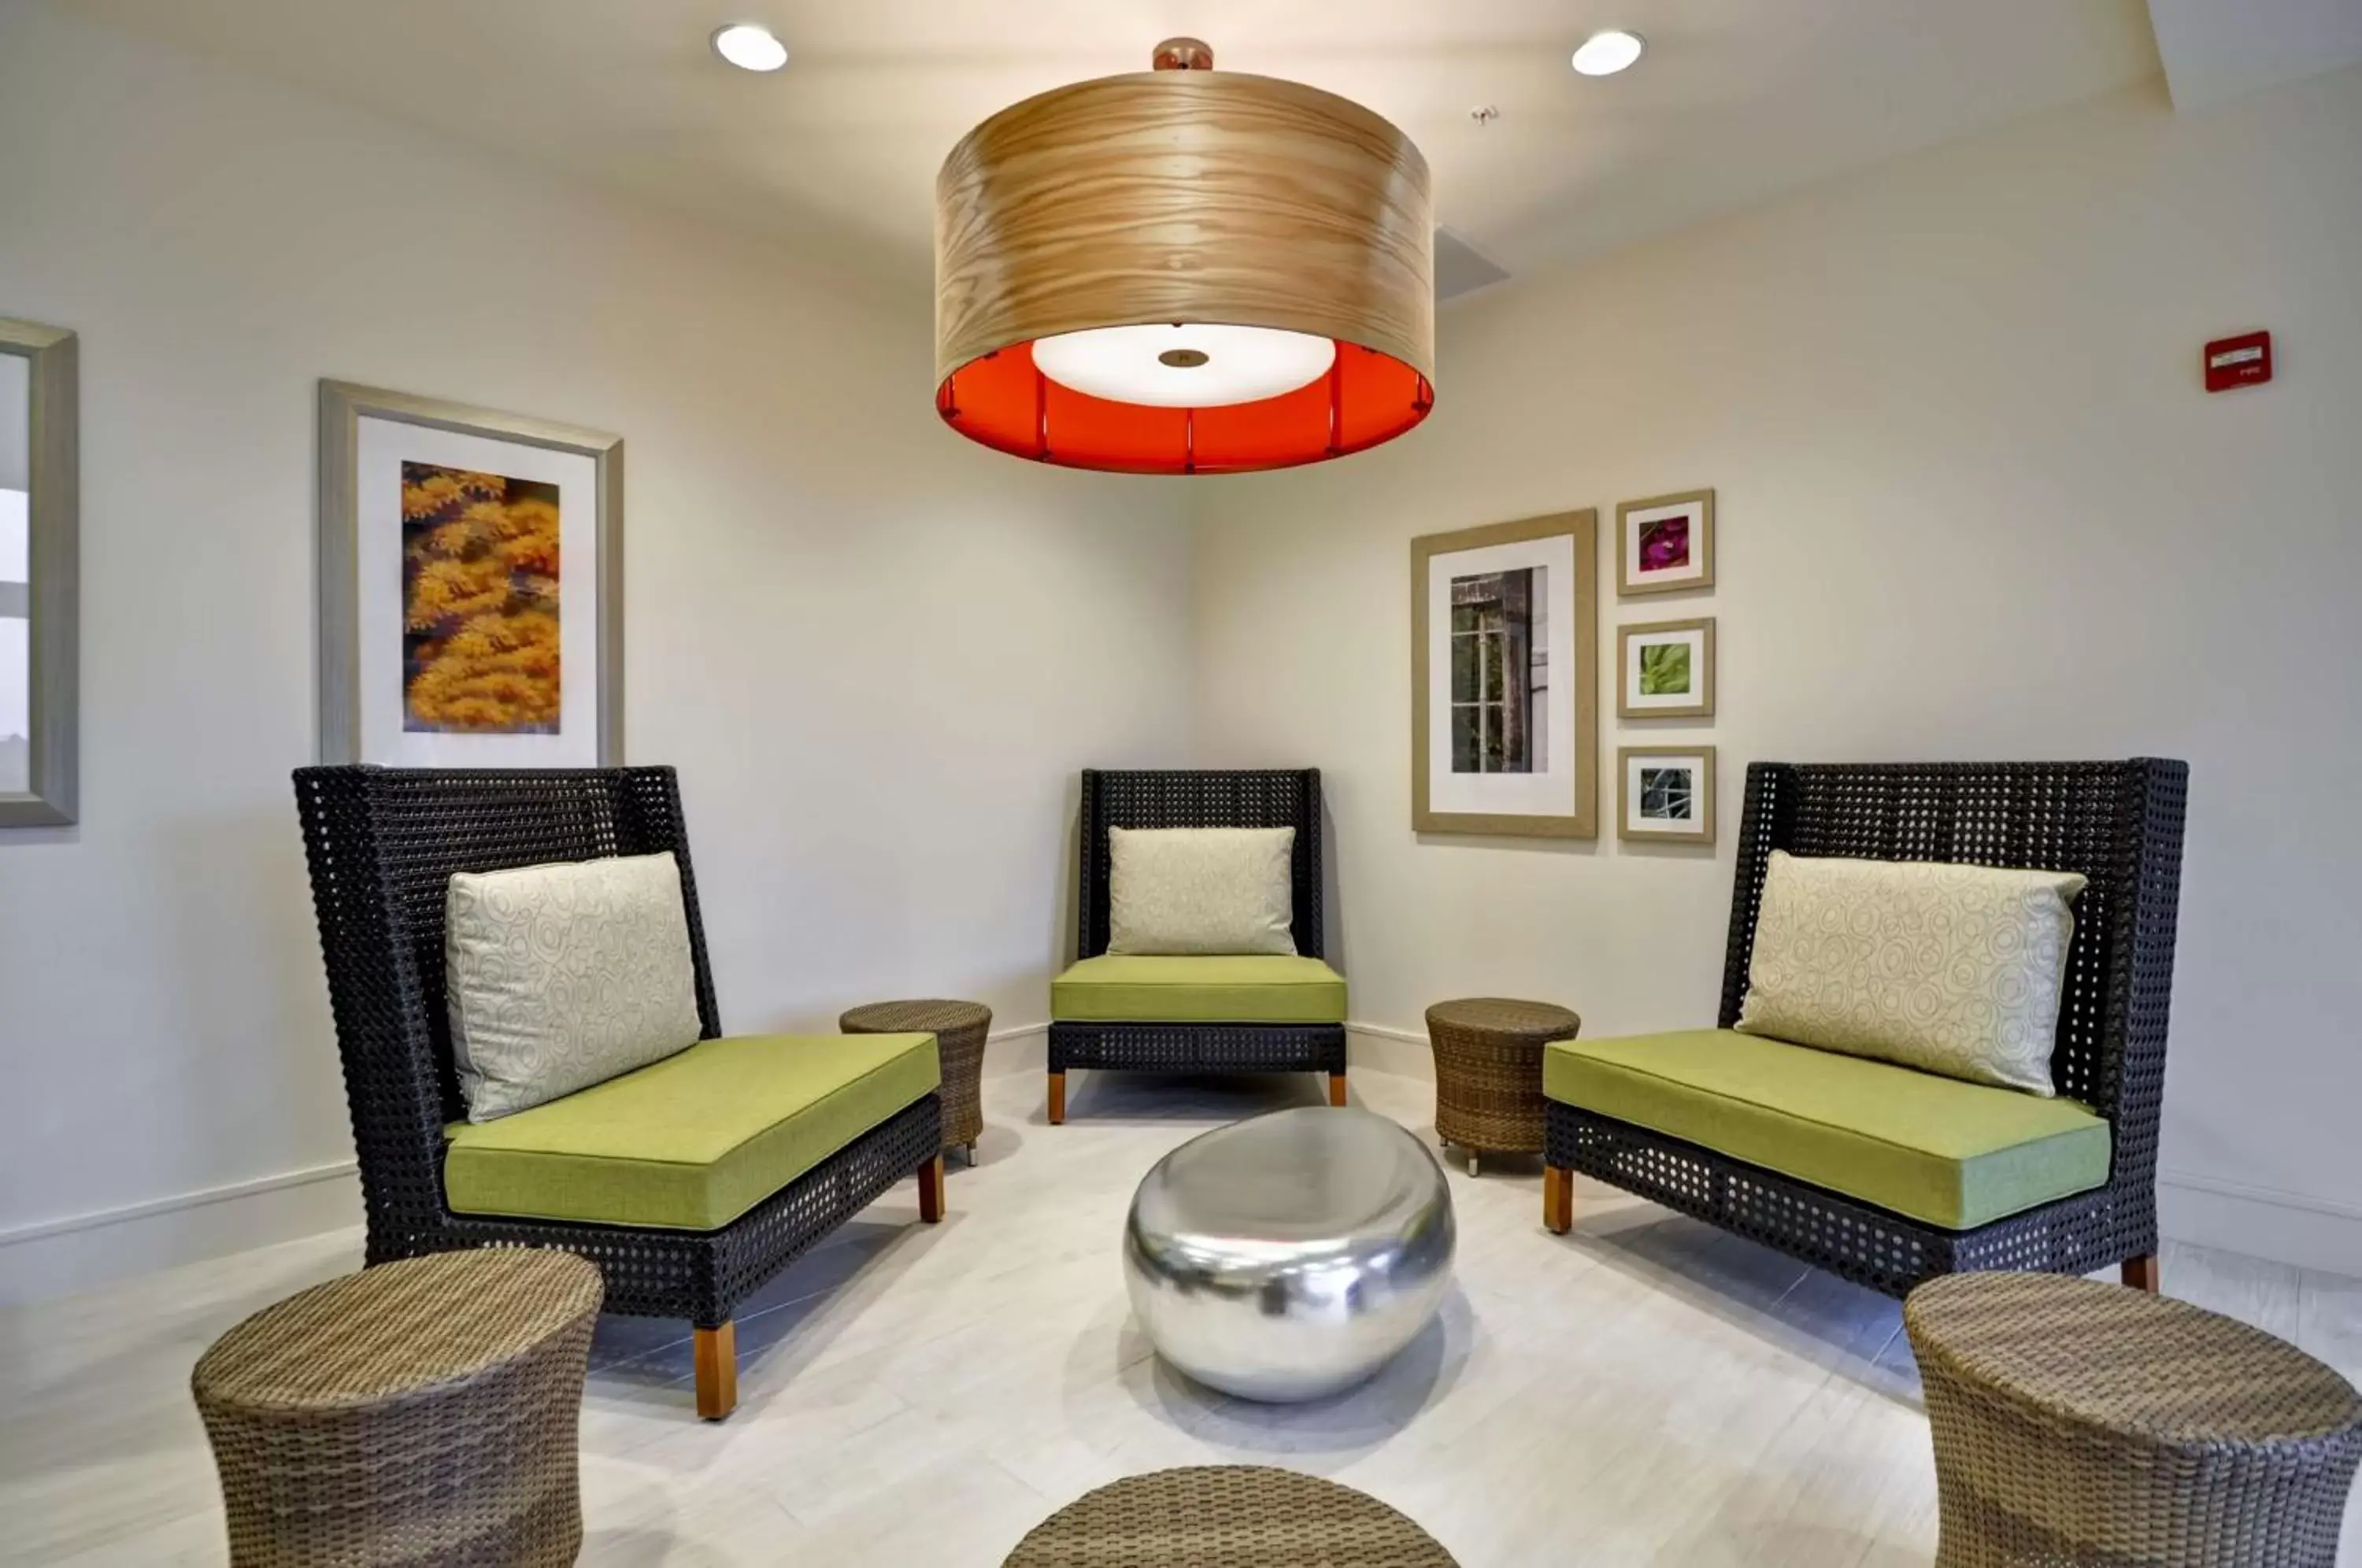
712,23,788,72
1571,29,1645,77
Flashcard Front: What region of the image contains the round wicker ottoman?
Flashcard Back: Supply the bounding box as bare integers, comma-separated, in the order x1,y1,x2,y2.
1004,1466,1459,1566
842,998,991,1160
1423,997,1581,1174
1905,1271,2362,1568
191,1248,603,1568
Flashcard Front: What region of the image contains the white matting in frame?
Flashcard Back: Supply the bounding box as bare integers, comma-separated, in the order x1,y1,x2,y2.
354,416,599,767
1425,531,1579,818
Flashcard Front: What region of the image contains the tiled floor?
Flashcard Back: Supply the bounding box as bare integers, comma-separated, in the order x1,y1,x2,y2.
4,1064,2356,1566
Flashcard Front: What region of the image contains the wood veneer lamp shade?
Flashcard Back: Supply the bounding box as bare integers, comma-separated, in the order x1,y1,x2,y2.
934,44,1435,475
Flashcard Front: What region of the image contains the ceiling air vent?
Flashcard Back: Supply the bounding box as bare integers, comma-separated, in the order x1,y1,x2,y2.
1434,227,1510,303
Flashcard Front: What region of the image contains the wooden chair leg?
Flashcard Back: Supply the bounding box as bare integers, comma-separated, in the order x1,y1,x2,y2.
1328,1070,1349,1108
2122,1254,2160,1292
1542,1165,1575,1235
917,1154,946,1223
694,1322,737,1421
1046,1070,1066,1126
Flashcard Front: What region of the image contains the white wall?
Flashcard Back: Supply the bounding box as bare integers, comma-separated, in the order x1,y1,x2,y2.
1193,71,2362,1272
0,4,1196,1300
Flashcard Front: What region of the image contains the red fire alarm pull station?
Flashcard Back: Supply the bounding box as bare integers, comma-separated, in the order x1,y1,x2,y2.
2205,330,2271,392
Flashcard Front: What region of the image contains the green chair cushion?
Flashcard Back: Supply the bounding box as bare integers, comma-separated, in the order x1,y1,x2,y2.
1050,955,1347,1025
1543,1029,2109,1231
444,1032,939,1231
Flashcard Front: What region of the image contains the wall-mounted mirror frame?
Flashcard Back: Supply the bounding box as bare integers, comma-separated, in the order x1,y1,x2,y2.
0,318,79,828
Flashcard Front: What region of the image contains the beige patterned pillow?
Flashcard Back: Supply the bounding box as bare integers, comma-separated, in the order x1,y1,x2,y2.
1107,827,1298,956
445,852,703,1122
1736,851,2086,1096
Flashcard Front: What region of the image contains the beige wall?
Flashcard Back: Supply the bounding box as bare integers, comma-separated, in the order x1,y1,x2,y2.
0,4,1195,1298
1194,71,2362,1271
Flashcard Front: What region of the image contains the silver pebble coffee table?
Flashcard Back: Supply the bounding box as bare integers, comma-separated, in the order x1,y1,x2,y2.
1124,1107,1456,1403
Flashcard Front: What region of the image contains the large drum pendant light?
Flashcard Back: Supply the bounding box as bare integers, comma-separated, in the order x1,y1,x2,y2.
935,39,1435,475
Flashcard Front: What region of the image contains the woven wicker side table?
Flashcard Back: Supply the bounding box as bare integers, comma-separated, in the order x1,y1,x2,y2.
1423,997,1581,1175
1905,1271,2362,1568
191,1248,602,1568
841,998,991,1161
1004,1466,1459,1566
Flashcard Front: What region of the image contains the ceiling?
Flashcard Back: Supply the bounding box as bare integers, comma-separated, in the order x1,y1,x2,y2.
60,0,2171,298
2147,0,2362,110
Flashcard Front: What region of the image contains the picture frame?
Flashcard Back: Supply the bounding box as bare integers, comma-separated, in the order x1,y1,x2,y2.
1617,489,1714,597
1618,745,1716,845
1617,616,1716,720
1411,509,1598,838
317,380,623,766
0,318,78,828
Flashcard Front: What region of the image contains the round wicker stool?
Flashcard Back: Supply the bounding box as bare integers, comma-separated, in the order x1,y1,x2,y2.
1004,1466,1459,1566
841,997,992,1161
191,1248,603,1568
1423,997,1581,1174
1905,1271,2362,1568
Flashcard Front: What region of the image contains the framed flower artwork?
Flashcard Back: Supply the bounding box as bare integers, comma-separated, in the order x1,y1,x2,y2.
317,381,623,766
1618,617,1716,719
1617,489,1714,597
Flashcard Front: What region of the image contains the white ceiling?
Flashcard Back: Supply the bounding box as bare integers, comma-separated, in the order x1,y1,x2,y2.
58,0,2170,295
2147,0,2362,111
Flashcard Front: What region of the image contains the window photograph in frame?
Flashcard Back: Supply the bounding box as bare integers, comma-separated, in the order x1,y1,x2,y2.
1411,510,1597,838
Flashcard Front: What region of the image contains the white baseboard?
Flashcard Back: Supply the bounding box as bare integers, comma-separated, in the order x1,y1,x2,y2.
1348,1020,1435,1079
0,1159,363,1307
982,1022,1048,1076
2158,1168,2362,1276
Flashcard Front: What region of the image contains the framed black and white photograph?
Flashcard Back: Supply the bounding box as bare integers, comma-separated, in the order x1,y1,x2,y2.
1618,745,1716,844
0,318,76,828
1411,510,1597,838
1618,616,1716,719
317,380,622,766
1617,488,1714,597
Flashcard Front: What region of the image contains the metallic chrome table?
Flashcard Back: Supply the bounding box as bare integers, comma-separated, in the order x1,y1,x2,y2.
1124,1106,1456,1403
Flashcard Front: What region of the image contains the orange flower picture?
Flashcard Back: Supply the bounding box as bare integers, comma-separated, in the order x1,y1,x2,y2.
400,461,561,734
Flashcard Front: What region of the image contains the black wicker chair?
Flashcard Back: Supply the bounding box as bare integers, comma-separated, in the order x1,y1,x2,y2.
292,765,944,1419
1544,759,2188,1299
1048,768,1346,1122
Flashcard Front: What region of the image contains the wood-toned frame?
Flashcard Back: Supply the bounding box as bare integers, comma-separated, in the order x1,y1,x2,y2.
1617,745,1716,844
1617,616,1716,719
1616,488,1715,598
0,319,78,829
317,380,623,765
1412,510,1597,838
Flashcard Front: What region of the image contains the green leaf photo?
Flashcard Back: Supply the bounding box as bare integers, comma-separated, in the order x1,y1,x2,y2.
1638,641,1691,697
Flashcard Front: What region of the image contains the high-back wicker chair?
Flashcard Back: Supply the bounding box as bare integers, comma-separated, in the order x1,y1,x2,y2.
1548,759,2188,1298
291,766,943,1394
1048,768,1344,1116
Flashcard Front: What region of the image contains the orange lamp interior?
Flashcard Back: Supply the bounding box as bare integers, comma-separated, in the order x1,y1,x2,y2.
937,340,1433,474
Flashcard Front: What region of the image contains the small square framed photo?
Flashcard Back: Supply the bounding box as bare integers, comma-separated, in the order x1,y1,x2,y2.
1617,489,1714,597
1619,745,1716,844
1618,616,1715,719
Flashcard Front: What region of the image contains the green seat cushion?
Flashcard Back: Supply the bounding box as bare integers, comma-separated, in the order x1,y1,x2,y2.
443,1033,939,1231
1543,1030,2108,1231
1050,956,1347,1024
